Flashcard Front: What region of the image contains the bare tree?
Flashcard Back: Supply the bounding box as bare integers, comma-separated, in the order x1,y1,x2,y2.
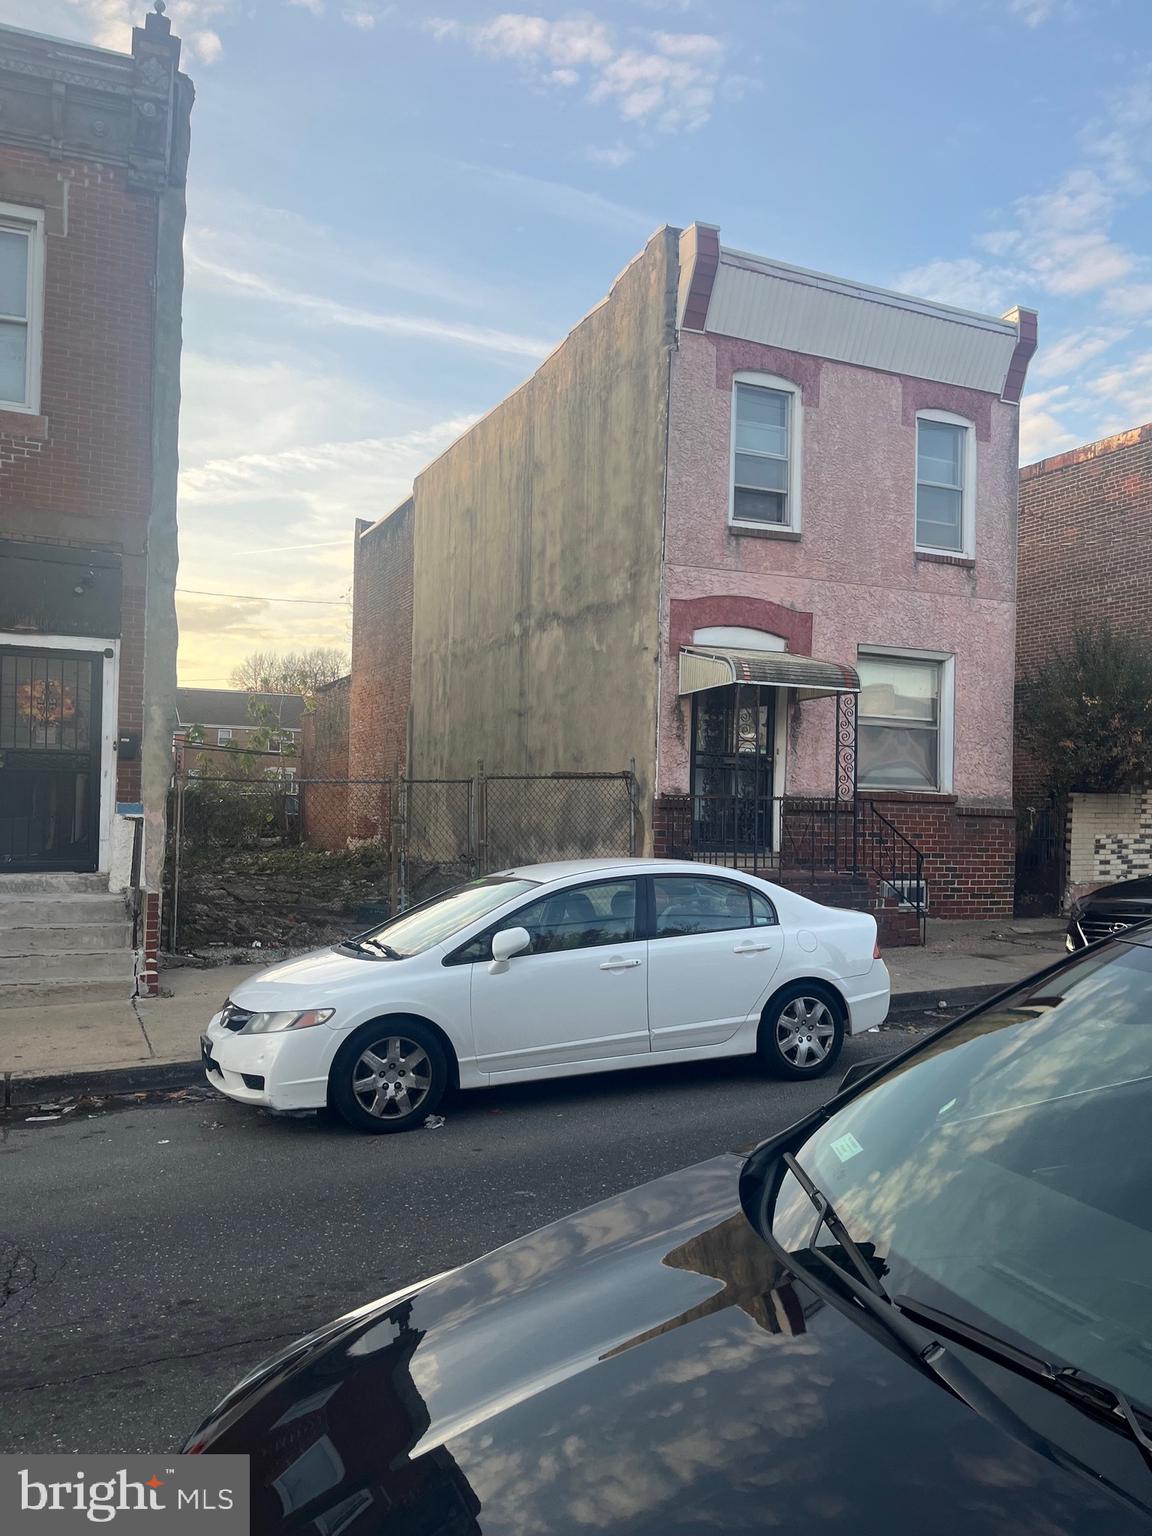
230,647,350,697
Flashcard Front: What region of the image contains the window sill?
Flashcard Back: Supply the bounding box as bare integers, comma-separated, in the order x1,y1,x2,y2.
858,789,957,804
0,408,47,439
915,550,974,569
729,523,801,541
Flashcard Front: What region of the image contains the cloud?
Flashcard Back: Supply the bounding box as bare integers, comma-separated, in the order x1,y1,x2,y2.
186,249,555,360
584,143,636,167
287,0,324,13
61,0,230,62
1008,0,1060,24
1086,350,1152,431
1019,386,1080,463
1028,326,1127,381
458,162,653,231
895,256,1021,314
429,11,732,132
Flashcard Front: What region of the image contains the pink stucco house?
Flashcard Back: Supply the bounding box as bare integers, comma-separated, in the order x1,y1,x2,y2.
350,222,1037,933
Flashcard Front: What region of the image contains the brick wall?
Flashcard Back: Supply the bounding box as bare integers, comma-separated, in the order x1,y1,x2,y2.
0,146,157,805
651,791,1014,923
300,676,351,851
348,502,413,838
1016,423,1152,802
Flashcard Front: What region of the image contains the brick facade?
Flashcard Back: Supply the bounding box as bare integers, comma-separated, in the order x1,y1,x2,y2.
300,676,351,851
1016,423,1152,802
348,501,413,838
0,15,192,993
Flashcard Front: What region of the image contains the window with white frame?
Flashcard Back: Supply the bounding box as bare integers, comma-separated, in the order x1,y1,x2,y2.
857,651,953,792
217,727,234,744
0,206,44,413
730,374,801,530
915,411,974,554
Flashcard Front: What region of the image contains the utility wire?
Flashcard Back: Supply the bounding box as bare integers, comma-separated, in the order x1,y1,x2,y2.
176,587,350,606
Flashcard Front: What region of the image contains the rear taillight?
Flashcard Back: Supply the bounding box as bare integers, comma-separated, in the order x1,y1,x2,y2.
873,942,882,960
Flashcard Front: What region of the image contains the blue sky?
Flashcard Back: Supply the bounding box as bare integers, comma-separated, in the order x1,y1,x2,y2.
14,0,1152,683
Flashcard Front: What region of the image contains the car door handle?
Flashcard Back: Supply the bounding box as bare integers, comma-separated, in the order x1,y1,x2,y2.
733,941,774,954
600,957,642,971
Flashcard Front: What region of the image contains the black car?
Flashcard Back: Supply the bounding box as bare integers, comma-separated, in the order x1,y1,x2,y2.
1068,874,1152,950
186,933,1152,1534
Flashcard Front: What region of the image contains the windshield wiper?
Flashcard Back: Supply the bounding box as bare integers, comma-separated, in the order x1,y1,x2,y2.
338,936,400,959
775,1156,1120,1478
893,1295,1152,1471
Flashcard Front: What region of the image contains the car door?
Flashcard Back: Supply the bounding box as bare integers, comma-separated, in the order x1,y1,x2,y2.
646,874,783,1052
466,877,649,1076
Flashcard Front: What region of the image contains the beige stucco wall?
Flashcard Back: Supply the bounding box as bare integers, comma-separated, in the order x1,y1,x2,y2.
408,227,678,849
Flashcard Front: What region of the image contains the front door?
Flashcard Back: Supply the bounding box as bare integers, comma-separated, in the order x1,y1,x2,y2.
468,877,649,1075
0,647,103,872
646,873,784,1051
691,684,775,852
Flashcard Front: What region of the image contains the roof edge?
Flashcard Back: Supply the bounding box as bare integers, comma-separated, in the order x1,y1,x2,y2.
1020,420,1152,479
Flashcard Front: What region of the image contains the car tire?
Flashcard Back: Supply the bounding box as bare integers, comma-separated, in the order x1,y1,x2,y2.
329,1019,448,1134
758,983,845,1081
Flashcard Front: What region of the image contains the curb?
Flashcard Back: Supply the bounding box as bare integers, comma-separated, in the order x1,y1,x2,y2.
884,983,1002,1026
2,1057,205,1109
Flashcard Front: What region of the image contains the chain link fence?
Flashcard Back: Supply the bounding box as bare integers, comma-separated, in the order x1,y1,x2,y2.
166,765,636,952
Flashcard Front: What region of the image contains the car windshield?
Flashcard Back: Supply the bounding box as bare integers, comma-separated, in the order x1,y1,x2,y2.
347,877,539,958
764,940,1152,1409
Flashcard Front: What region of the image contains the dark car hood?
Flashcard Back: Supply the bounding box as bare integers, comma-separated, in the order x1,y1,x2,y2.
191,1156,1149,1535
1084,876,1152,906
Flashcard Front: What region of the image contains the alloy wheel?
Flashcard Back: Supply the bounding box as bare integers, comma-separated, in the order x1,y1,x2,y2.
776,998,836,1068
351,1036,433,1119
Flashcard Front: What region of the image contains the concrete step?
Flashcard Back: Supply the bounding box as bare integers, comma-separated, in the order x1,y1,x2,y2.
0,923,133,957
0,872,111,895
0,950,135,984
0,979,135,1008
0,895,128,926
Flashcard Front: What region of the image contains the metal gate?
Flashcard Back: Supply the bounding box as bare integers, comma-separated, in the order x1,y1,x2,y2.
1015,800,1066,917
0,645,102,871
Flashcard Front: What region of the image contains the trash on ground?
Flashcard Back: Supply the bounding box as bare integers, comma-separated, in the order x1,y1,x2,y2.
423,1114,446,1130
25,1114,60,1123
158,1139,170,1144
866,1026,880,1033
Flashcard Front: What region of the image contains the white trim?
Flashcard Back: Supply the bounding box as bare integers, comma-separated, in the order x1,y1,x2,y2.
914,409,976,559
691,625,787,652
0,202,45,415
857,645,955,794
729,371,803,534
0,630,119,872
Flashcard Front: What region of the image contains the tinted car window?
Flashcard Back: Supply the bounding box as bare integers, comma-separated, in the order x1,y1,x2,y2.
761,940,1152,1410
653,876,752,938
453,880,638,961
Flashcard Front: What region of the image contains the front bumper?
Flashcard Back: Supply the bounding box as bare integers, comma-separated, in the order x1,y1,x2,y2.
202,1013,333,1111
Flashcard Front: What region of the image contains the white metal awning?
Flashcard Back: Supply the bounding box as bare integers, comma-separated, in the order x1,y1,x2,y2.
678,647,860,701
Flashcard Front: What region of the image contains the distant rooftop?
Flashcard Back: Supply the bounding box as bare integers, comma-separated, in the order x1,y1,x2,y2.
175,689,307,731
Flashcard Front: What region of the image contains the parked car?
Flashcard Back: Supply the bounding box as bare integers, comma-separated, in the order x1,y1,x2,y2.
1067,873,1152,950
185,930,1152,1532
200,859,890,1131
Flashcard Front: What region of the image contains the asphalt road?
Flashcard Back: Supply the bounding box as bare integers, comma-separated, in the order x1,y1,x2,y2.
1,1028,912,1455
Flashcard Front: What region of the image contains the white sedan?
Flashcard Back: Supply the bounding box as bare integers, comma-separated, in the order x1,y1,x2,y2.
200,859,891,1133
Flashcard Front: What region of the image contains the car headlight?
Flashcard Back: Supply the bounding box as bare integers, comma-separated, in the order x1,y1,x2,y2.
243,1008,335,1034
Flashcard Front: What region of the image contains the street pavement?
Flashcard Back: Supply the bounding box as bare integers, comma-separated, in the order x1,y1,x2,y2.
1,1027,910,1454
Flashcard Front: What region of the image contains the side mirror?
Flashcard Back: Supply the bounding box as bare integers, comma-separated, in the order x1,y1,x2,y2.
489,926,531,974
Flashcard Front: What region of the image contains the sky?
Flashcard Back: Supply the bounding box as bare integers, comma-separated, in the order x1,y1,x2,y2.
9,0,1152,685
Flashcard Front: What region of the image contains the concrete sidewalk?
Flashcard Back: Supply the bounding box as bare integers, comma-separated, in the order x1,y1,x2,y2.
0,918,1069,1107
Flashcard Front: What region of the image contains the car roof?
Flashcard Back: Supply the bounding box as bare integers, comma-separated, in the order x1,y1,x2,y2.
496,858,747,882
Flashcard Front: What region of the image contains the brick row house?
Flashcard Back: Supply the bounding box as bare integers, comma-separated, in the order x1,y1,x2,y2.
0,13,192,998
349,223,1037,933
1016,423,1152,909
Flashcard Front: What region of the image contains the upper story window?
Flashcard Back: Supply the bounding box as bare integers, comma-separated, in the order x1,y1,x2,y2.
915,411,975,555
0,205,45,414
730,373,802,533
217,727,234,744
